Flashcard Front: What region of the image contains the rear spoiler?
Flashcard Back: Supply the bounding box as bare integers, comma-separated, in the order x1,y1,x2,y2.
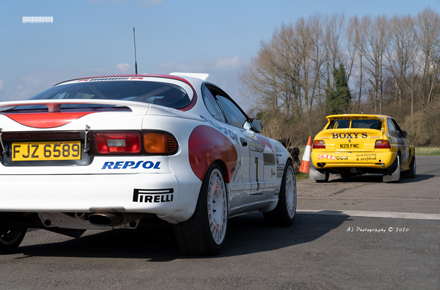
170,72,209,81
0,99,151,116
326,115,385,121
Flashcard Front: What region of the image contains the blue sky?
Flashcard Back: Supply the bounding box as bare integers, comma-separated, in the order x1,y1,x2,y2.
1,0,439,112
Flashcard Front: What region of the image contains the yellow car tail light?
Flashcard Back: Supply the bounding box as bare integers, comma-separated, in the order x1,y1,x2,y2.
375,140,390,149
312,140,326,149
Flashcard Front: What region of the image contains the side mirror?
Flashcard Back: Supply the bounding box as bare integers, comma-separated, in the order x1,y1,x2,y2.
402,130,408,138
251,119,263,133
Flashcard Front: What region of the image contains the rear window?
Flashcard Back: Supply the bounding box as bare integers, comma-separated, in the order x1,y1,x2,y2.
327,119,350,129
327,119,382,130
351,119,382,129
9,80,192,110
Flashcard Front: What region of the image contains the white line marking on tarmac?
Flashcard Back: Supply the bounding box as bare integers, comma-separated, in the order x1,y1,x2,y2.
297,210,440,220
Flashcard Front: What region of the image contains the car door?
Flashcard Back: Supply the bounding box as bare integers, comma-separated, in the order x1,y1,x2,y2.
204,85,271,203
240,127,265,196
214,93,275,202
391,118,409,166
201,85,249,209
387,118,407,166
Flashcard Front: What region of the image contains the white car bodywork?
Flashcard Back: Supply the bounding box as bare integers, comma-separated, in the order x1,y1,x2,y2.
0,73,295,255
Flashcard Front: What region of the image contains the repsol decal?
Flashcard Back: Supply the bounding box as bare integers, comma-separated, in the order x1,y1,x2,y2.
332,133,367,139
102,161,161,170
133,189,174,203
200,115,239,145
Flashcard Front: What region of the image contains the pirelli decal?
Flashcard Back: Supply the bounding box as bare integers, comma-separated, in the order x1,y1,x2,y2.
133,188,174,203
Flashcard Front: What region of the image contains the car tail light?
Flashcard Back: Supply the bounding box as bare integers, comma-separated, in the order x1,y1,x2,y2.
92,130,178,155
313,140,326,149
143,132,178,155
95,132,141,154
375,140,391,149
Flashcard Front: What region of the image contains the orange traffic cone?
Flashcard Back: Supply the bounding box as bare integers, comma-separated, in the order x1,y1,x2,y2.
299,136,312,173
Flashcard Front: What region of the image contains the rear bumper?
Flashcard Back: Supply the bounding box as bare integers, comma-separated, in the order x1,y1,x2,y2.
311,150,396,170
0,173,201,223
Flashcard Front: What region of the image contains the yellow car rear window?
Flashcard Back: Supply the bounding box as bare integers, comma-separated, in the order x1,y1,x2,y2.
327,119,350,129
351,120,382,129
327,119,382,130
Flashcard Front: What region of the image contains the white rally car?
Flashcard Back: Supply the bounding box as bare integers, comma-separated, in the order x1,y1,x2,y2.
0,73,296,255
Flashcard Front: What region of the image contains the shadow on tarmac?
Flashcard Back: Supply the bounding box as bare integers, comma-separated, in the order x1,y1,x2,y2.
327,174,434,183
17,212,349,260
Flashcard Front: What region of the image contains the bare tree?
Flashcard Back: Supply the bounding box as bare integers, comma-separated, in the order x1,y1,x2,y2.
386,15,418,110
414,7,440,110
323,14,346,85
360,15,390,113
239,44,280,112
239,10,440,146
346,16,364,111
305,15,323,113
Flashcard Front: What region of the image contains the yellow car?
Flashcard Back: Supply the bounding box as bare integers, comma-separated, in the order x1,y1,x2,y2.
309,114,416,182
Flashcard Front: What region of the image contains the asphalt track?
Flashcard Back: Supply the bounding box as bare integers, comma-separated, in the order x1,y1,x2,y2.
0,156,438,289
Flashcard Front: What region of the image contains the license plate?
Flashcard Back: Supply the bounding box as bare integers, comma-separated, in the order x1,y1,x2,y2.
339,143,362,149
12,141,81,161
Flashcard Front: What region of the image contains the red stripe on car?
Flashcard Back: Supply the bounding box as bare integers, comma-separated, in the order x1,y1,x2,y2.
257,136,274,153
4,112,92,128
189,126,237,182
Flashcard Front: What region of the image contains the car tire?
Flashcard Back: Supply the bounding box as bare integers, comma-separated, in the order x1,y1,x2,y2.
0,228,26,254
405,156,416,178
174,163,228,256
263,160,297,226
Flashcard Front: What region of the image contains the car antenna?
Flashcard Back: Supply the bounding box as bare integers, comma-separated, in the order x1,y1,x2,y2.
133,27,138,75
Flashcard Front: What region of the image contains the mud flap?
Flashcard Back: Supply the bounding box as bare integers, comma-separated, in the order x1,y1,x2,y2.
383,155,400,183
309,162,328,181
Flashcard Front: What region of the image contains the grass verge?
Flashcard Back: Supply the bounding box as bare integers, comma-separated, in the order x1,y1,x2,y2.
416,147,440,156
295,172,309,180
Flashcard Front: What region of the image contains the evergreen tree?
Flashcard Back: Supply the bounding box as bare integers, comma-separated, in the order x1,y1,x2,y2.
327,63,351,115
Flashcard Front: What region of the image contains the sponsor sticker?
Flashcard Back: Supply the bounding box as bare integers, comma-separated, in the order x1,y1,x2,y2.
133,189,174,203
332,133,367,139
102,161,161,170
355,153,376,157
79,77,130,82
318,154,336,160
200,115,239,145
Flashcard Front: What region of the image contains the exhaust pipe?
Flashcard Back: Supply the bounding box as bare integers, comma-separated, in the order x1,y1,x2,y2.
89,213,144,226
